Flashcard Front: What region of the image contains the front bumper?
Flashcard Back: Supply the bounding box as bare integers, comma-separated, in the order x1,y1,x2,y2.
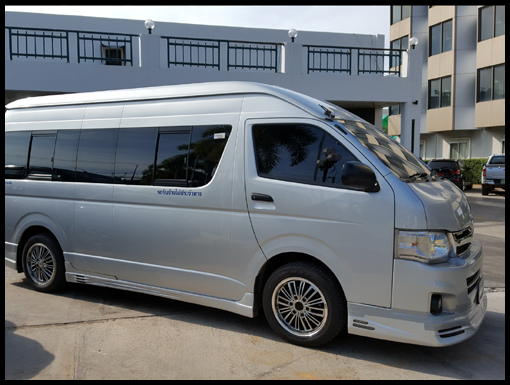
347,240,486,347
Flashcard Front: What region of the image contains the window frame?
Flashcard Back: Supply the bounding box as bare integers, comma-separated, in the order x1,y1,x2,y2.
391,6,411,25
448,138,470,159
428,76,452,109
479,5,505,42
429,19,453,57
477,64,505,102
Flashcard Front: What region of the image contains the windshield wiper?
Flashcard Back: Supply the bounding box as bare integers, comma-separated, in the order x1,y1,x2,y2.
408,172,429,182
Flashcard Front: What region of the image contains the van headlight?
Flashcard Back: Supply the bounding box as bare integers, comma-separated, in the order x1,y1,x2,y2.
397,231,451,264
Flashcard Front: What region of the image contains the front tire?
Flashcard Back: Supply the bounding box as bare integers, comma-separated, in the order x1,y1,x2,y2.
262,262,346,347
22,233,66,293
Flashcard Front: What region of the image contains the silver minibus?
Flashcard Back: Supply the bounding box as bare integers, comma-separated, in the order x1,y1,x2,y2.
5,82,486,347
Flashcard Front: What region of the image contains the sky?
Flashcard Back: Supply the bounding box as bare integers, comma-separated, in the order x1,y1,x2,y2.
5,6,391,47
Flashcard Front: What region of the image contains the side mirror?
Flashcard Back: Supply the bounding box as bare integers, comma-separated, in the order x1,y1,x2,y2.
341,161,380,192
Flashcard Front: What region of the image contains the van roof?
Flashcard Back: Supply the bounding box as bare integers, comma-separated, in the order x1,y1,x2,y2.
5,81,362,122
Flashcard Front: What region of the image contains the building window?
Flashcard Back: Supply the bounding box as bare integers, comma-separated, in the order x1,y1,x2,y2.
449,139,470,159
479,6,505,42
478,64,505,102
390,36,408,67
428,76,452,109
391,6,411,25
102,45,125,66
389,104,400,116
430,20,452,56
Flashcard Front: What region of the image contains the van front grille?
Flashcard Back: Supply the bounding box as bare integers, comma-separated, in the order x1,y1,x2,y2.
452,227,473,257
466,269,481,295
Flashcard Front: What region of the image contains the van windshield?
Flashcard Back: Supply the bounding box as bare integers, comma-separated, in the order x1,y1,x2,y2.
336,119,430,181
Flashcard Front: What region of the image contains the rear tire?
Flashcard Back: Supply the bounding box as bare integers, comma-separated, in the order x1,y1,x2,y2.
262,261,346,347
481,184,490,196
22,234,66,293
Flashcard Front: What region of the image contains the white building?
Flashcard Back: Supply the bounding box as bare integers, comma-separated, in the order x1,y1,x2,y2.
389,5,505,159
5,10,423,154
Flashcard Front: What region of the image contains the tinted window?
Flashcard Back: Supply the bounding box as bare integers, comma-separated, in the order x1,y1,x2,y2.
5,131,30,179
495,6,505,37
28,134,56,179
442,20,452,52
480,6,494,41
53,130,80,182
155,131,190,186
253,124,357,188
441,76,452,107
489,155,505,165
478,67,492,102
428,161,458,169
188,125,232,187
115,127,157,185
430,24,441,56
76,129,119,184
494,64,505,100
429,79,440,109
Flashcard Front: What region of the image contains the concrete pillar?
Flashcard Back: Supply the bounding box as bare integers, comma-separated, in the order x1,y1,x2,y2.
139,33,161,69
400,48,423,156
374,107,383,131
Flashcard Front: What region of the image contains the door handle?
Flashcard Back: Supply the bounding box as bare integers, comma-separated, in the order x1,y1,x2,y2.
251,193,274,202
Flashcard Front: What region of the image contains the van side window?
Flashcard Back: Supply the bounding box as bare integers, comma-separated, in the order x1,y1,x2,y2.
188,125,232,187
115,127,158,185
253,124,358,187
5,131,31,179
76,129,119,184
53,130,80,182
27,133,56,180
155,130,190,186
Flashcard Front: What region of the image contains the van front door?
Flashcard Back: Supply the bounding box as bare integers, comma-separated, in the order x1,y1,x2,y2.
244,119,395,308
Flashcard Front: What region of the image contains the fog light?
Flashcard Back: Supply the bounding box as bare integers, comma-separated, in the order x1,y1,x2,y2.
430,294,442,315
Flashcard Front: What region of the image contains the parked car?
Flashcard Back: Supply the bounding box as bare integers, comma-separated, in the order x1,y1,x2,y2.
427,159,472,191
482,154,505,195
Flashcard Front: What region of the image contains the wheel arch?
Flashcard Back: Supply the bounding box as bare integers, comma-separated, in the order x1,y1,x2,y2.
253,252,345,316
16,226,62,273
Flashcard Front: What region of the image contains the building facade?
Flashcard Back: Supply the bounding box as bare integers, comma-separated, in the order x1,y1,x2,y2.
389,5,505,159
6,11,424,155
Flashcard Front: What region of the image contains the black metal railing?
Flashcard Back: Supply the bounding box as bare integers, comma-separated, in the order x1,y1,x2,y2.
227,41,279,72
78,31,136,66
6,27,136,66
7,27,69,62
305,45,352,74
163,36,281,72
358,48,403,76
6,26,405,76
164,37,220,70
305,45,404,76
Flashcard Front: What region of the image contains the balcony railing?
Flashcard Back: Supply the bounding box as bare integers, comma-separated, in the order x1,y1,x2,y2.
6,26,405,76
163,36,281,72
7,27,70,62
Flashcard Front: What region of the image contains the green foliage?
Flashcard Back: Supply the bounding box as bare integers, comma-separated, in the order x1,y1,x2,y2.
463,158,489,185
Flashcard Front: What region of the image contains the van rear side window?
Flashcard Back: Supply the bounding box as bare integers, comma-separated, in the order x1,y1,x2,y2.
28,134,56,180
5,131,31,179
6,125,231,188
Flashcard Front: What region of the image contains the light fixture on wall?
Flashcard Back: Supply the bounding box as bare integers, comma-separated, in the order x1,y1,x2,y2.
145,19,155,34
288,29,298,42
409,36,419,49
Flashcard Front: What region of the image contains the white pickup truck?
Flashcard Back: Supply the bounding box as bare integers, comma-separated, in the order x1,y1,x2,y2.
481,154,505,195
